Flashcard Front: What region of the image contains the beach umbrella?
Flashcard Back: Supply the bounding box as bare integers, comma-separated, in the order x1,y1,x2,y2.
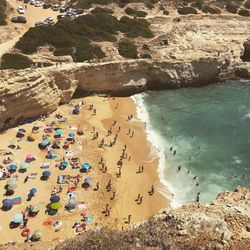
6,178,16,186
30,205,40,213
84,178,92,184
31,230,42,240
40,140,49,147
82,162,90,170
18,128,26,133
85,215,93,223
60,161,68,167
68,133,75,138
9,164,17,171
69,196,77,206
26,153,35,161
48,150,54,155
7,183,17,190
50,202,61,210
12,213,23,223
20,162,29,170
3,199,13,208
50,196,60,203
30,188,37,195
42,171,51,178
55,129,63,135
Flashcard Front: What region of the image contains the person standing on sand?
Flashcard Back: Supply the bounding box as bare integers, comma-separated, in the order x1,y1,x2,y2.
130,131,134,138
111,191,116,200
138,196,143,204
127,214,132,224
148,185,154,195
135,194,141,202
94,182,99,191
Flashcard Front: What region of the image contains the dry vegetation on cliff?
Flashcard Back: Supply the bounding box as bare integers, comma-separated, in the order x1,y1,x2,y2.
0,0,7,25
53,187,250,250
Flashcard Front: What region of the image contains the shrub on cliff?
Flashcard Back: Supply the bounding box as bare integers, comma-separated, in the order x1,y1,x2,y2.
0,53,33,69
238,8,250,16
15,12,153,61
245,0,250,9
163,10,169,15
177,7,198,15
0,0,7,25
125,7,147,17
118,39,138,59
226,3,239,14
91,7,114,15
202,5,221,14
191,0,203,10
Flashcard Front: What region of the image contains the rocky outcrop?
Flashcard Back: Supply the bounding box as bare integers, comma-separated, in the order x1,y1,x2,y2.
54,187,250,250
0,57,228,130
0,15,250,131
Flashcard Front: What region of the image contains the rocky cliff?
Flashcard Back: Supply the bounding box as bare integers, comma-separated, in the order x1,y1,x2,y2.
0,15,250,131
52,187,250,250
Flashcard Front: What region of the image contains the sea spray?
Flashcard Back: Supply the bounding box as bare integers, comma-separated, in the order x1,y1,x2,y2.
131,94,181,207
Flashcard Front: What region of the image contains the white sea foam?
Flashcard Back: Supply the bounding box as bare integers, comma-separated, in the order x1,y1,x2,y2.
131,93,182,208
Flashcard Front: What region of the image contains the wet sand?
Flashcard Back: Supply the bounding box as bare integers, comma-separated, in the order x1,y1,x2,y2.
0,96,169,244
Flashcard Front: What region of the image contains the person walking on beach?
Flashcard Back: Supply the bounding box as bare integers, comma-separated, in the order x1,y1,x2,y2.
138,196,143,205
135,194,141,202
94,182,100,191
111,191,116,200
148,185,155,195
127,129,131,135
130,131,134,138
127,214,132,224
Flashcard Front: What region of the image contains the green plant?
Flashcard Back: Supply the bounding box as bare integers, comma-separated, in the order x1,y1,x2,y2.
191,0,203,10
177,6,198,15
1,53,33,69
0,0,7,25
202,5,221,14
142,44,149,50
125,7,147,17
91,7,114,15
238,8,250,16
244,0,250,9
226,3,239,14
118,39,138,58
163,10,169,15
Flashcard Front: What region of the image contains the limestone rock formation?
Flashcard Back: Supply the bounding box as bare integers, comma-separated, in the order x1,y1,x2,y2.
53,187,250,250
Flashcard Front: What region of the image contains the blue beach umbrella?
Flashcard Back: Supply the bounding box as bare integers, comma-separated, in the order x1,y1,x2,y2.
41,140,49,147
60,161,68,167
50,195,60,203
12,214,23,223
68,133,75,138
82,162,90,170
85,215,93,223
3,199,13,208
42,171,51,178
84,178,92,184
9,164,17,171
56,129,63,135
30,188,37,195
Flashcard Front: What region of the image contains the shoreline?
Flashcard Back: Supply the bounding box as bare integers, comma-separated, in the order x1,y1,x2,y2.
132,94,177,207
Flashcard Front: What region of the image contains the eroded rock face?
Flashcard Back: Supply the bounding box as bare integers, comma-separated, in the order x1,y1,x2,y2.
54,187,250,250
0,58,228,130
0,15,250,131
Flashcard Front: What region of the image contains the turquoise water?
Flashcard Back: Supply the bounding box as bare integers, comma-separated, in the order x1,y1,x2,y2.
141,80,250,205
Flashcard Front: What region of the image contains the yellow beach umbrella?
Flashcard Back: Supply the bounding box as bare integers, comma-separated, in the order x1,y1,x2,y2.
50,202,62,210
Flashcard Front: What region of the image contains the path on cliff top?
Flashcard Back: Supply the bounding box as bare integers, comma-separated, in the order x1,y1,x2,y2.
0,0,58,58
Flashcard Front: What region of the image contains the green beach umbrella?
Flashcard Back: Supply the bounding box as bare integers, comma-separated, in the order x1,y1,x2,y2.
7,183,17,190
20,162,29,170
30,204,40,213
31,230,42,240
50,202,61,210
6,178,16,186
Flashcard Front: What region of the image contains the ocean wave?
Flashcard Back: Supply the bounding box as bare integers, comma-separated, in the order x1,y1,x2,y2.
131,93,182,208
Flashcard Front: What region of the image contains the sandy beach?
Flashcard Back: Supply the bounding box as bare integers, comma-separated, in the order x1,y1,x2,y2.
0,96,169,245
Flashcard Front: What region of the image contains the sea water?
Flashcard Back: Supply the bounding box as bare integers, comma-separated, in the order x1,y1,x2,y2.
133,80,250,207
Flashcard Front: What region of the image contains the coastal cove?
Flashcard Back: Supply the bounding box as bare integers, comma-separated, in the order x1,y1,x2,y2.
133,80,250,207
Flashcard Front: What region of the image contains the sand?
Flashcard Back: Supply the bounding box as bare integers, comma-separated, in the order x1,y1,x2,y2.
0,96,169,244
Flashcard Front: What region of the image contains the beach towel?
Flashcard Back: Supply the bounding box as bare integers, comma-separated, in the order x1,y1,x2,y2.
43,220,53,226
12,197,22,208
68,187,77,192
